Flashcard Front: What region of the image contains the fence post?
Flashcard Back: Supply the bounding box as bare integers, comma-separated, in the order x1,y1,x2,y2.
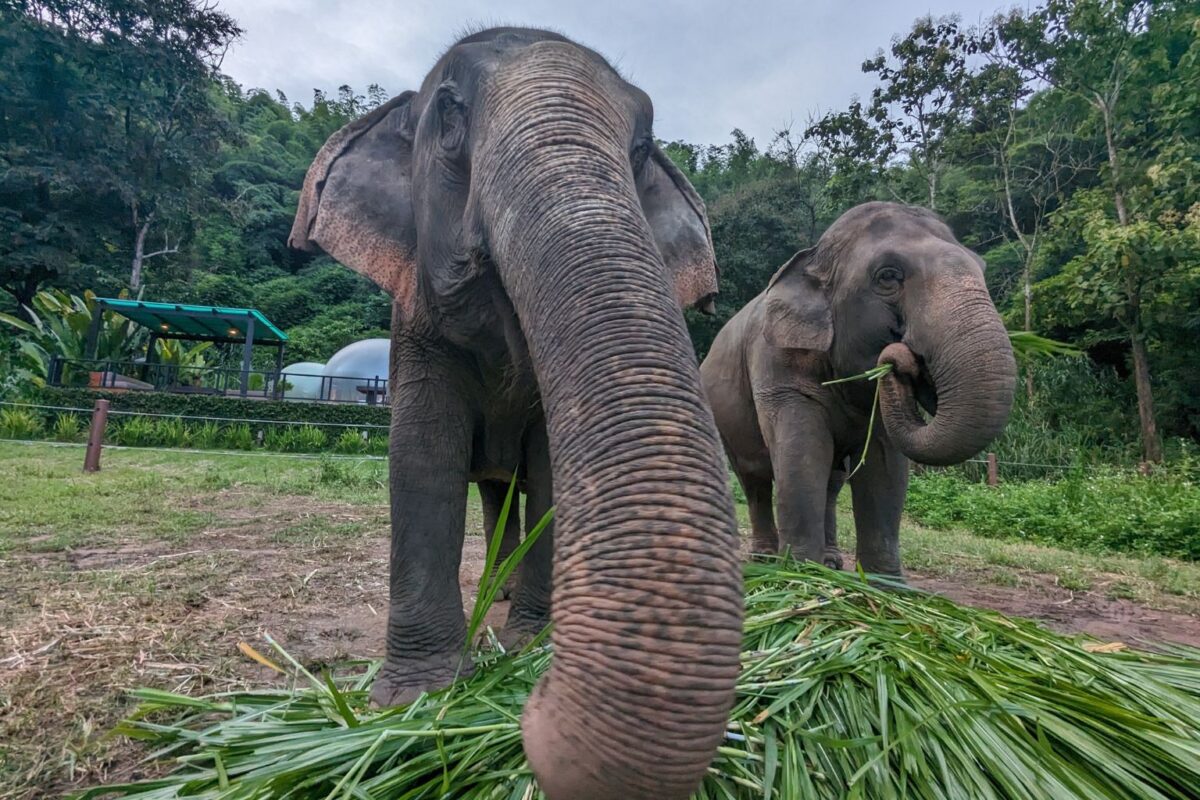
83,399,110,473
986,452,999,487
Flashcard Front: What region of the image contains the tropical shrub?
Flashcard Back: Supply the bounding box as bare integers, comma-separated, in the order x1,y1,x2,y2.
0,290,146,386
333,429,368,454
907,459,1200,560
221,423,255,451
51,413,83,442
0,408,43,439
190,422,222,450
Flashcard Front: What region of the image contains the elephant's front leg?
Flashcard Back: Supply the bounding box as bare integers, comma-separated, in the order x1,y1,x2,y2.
480,480,522,600
848,436,908,578
501,421,552,648
370,349,475,708
767,400,835,564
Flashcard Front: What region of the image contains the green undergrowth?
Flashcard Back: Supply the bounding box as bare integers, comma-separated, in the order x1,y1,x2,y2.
907,462,1200,561
83,561,1200,800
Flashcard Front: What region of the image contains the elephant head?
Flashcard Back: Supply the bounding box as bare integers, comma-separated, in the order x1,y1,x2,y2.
764,201,1016,465
289,28,740,800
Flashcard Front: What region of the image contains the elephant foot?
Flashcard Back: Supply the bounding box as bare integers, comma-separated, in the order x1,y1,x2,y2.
822,548,844,571
499,609,549,651
861,570,908,591
750,536,778,556
500,575,520,601
369,652,470,708
485,570,520,601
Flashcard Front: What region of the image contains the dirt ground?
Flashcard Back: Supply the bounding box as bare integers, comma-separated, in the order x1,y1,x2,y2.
2,489,1200,798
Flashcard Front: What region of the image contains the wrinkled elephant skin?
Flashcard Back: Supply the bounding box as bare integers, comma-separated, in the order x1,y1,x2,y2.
702,202,1015,575
290,28,741,800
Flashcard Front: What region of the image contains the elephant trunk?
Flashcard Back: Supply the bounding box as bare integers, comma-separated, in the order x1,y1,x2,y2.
477,44,743,800
878,279,1016,466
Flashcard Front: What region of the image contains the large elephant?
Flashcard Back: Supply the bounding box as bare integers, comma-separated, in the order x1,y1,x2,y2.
289,28,742,800
701,202,1015,575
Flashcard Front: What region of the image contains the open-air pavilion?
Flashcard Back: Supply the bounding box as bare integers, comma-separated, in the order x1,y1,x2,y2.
70,298,288,398
48,298,390,403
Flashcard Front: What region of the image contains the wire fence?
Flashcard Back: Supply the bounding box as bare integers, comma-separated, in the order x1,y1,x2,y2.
0,399,1123,479
0,400,390,430
0,437,388,462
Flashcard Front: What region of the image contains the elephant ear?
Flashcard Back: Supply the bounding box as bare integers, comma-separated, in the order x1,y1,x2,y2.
763,246,832,352
637,144,719,311
289,91,419,317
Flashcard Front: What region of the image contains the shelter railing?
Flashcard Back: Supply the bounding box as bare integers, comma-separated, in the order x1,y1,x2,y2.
47,357,389,405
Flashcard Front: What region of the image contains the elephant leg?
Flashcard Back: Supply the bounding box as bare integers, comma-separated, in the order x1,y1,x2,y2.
370,345,474,708
480,479,522,600
769,403,835,563
502,421,553,649
848,440,907,578
823,463,847,570
742,474,778,555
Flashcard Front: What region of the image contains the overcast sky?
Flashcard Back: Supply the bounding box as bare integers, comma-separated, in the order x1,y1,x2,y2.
216,0,1018,147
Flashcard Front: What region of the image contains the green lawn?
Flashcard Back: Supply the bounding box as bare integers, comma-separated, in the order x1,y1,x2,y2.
1,440,1196,608
1,439,1198,799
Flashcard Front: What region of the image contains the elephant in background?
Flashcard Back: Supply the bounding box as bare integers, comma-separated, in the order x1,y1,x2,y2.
290,28,742,800
701,202,1015,575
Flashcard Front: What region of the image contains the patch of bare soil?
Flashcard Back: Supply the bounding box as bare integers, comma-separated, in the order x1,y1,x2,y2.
909,572,1200,648
1,491,1197,799
0,490,508,799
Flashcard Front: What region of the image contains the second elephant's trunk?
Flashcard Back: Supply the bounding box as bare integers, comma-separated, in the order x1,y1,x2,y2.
476,43,743,800
878,282,1016,466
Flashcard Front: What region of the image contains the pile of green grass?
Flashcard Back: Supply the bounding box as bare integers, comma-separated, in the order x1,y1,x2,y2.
82,561,1200,800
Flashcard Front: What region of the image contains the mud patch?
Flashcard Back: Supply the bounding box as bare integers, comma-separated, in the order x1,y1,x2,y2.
912,572,1200,648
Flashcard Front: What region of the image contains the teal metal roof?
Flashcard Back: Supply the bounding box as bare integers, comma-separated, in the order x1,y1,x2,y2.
96,298,288,343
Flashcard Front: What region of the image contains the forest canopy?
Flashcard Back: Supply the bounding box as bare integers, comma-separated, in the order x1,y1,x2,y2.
1,0,1197,462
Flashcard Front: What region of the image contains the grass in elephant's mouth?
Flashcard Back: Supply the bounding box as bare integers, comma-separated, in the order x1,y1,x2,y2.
80,561,1200,800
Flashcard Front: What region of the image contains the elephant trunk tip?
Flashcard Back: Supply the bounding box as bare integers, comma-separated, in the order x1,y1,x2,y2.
878,342,919,379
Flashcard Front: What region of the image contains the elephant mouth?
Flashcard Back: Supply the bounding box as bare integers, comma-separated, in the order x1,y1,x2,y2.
914,359,938,417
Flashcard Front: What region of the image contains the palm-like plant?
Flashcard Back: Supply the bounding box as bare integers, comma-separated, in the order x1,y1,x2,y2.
0,289,147,385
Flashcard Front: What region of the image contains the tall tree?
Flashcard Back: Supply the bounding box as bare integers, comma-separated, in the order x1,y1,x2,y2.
992,0,1196,461
960,59,1098,397
0,0,242,298
806,15,974,210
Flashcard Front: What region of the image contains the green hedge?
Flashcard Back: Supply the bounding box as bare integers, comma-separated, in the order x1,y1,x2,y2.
0,387,391,455
28,386,390,427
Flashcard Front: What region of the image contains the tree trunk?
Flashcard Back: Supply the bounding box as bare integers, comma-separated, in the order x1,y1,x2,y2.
1023,261,1034,401
1130,325,1163,463
131,219,149,290
1103,98,1160,461
1100,101,1130,227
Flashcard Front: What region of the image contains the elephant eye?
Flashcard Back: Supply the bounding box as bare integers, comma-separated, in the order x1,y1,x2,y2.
631,138,652,172
875,266,903,293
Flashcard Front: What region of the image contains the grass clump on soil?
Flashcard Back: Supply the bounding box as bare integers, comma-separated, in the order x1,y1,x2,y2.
82,561,1200,800
907,462,1200,561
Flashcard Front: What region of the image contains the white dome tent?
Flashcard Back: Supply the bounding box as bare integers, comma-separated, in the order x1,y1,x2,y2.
321,339,390,404
278,361,326,401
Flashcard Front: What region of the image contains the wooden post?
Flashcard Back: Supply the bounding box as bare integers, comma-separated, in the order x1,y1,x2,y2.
83,399,109,473
986,452,999,487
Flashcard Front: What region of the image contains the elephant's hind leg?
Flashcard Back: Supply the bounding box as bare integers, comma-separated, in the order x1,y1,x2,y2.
481,479,522,600
823,465,847,570
742,475,779,555
500,422,552,650
371,341,476,708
